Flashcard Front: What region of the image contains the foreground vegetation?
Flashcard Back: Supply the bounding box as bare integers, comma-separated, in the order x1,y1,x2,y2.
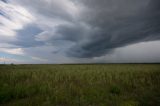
0,64,160,106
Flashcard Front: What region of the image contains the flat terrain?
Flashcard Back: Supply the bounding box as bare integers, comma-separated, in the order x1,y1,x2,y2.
0,64,160,106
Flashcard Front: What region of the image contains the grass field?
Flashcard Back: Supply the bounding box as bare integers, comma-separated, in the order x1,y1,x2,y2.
0,64,160,106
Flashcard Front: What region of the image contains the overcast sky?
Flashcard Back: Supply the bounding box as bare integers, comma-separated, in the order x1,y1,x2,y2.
0,0,160,64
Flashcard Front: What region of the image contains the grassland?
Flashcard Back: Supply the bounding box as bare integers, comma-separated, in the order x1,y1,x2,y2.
0,64,160,106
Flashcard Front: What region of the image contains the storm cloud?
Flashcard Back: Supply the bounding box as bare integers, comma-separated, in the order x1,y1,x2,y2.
1,0,160,63
65,0,160,58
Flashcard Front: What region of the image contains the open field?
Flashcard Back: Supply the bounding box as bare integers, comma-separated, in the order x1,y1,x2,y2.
0,64,160,106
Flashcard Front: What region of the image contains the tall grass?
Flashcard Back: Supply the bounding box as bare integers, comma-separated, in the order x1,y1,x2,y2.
0,64,160,106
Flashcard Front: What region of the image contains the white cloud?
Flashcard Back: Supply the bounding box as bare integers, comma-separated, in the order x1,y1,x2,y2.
0,48,24,55
0,57,17,63
0,1,34,37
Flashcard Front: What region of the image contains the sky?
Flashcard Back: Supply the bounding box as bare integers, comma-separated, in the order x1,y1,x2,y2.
0,0,160,64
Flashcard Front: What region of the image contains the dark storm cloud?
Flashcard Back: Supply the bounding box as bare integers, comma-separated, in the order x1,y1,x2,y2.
5,0,160,60
52,23,89,42
12,24,44,47
64,0,160,58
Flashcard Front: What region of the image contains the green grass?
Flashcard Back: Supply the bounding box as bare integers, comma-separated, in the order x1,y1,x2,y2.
0,64,160,106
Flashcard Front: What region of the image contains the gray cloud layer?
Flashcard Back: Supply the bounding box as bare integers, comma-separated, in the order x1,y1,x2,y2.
65,0,160,58
1,0,160,61
13,24,44,47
